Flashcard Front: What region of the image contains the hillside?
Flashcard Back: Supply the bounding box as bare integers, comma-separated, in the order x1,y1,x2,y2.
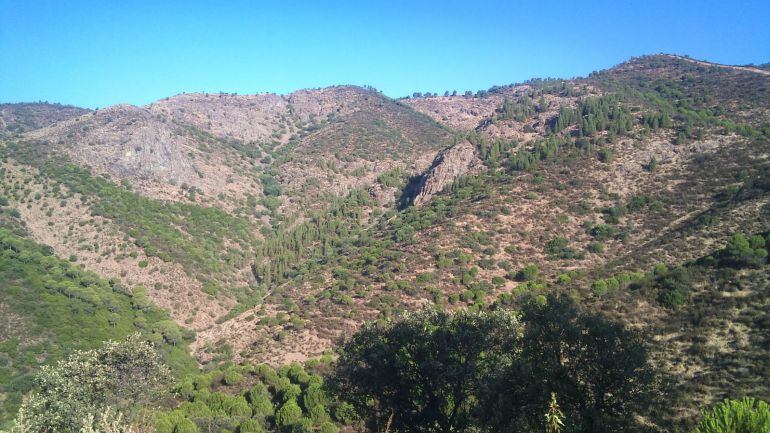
0,103,91,136
1,54,769,431
189,56,770,420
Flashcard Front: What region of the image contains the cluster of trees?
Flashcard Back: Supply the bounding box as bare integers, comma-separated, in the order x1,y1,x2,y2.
332,295,658,433
157,361,348,433
550,95,633,137
721,232,768,268
509,134,567,171
253,189,376,287
467,131,517,166
496,96,540,122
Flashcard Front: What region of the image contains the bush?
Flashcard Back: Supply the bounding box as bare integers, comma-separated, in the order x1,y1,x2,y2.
598,148,613,162
693,397,770,433
589,224,617,241
239,419,264,433
320,421,340,433
331,309,519,433
587,242,604,254
515,264,539,282
333,402,357,425
275,399,303,427
722,233,767,268
223,369,244,385
545,237,578,259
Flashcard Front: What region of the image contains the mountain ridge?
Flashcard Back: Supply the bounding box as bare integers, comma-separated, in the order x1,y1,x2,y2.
1,53,768,428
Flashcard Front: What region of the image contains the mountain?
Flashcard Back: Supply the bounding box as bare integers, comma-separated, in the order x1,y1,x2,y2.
0,54,768,429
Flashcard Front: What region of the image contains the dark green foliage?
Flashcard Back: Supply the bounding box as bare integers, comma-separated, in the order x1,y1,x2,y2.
550,95,632,137
497,96,535,122
481,295,657,433
260,173,283,197
656,266,694,308
331,309,519,433
589,224,618,241
332,300,656,433
721,233,768,268
598,148,613,163
252,189,376,288
514,264,539,281
545,237,580,259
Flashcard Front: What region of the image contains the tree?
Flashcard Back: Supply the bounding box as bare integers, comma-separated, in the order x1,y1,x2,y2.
480,295,656,433
330,309,520,433
722,233,767,268
8,334,171,433
275,399,303,428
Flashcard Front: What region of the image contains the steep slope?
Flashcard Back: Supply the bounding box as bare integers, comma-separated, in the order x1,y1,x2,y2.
0,86,453,338
1,55,768,429
191,57,770,423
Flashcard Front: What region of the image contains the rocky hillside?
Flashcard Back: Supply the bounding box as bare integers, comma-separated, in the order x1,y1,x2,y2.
1,54,768,428
190,56,769,420
0,102,91,135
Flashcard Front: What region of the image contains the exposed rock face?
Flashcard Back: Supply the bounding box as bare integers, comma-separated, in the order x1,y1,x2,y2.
411,140,482,206
147,92,290,143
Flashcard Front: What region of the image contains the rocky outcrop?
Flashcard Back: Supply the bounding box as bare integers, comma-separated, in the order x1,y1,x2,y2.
411,140,482,206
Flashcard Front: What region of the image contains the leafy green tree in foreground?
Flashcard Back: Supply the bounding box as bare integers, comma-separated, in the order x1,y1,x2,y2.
330,309,520,433
481,295,657,433
332,296,658,433
693,397,770,433
6,334,170,433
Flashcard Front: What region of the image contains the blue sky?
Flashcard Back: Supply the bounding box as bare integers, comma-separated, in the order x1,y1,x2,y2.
1,0,768,108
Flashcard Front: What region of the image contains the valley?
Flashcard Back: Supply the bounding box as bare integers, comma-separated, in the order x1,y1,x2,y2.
1,54,768,432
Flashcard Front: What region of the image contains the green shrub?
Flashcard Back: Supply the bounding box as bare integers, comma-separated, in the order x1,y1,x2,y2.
276,399,303,427
598,148,613,162
589,224,617,241
587,242,604,254
320,422,340,433
250,393,275,417
228,396,252,417
693,397,770,433
174,417,199,433
545,237,578,259
333,402,357,424
223,369,244,386
514,264,538,282
722,233,768,268
239,419,265,433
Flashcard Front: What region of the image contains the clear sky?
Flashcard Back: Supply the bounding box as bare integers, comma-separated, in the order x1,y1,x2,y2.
1,0,768,108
